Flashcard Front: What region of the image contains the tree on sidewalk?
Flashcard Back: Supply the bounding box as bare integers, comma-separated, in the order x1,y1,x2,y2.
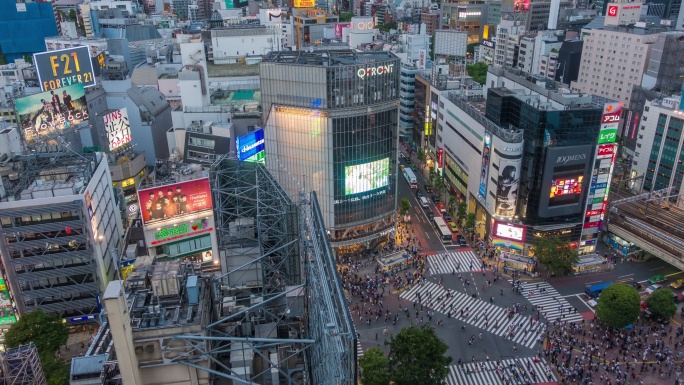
457,202,467,225
359,348,389,385
388,324,451,385
596,283,640,328
646,288,677,319
400,198,410,216
532,236,577,277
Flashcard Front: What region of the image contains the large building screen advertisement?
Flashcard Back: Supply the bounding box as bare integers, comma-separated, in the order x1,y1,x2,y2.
236,129,265,162
494,159,520,217
549,175,585,206
539,145,593,217
16,83,88,145
478,132,492,198
104,108,132,151
345,158,390,195
34,46,96,91
494,221,527,241
138,178,213,226
0,279,16,325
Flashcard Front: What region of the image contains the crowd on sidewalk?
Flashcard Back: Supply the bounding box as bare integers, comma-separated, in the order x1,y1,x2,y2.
544,316,684,385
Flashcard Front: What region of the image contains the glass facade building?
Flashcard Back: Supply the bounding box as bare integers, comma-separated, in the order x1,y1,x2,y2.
261,51,400,247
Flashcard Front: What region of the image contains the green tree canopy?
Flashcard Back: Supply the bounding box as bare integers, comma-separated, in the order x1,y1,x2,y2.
338,12,352,22
457,202,467,222
596,283,641,328
465,213,475,229
68,8,78,22
5,309,68,356
466,62,488,84
359,348,389,385
376,22,397,32
388,324,451,385
448,196,457,214
400,198,410,216
532,236,577,277
646,288,677,319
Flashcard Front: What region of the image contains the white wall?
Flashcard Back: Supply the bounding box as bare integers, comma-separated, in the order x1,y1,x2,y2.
211,32,281,64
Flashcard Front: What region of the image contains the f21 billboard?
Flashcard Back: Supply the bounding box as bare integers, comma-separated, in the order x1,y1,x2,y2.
34,46,96,92
538,145,594,218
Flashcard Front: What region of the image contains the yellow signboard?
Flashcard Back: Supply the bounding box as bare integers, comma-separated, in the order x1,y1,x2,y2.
294,0,315,7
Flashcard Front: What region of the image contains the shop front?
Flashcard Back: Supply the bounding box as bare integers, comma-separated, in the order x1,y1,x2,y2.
572,254,604,275
604,233,640,257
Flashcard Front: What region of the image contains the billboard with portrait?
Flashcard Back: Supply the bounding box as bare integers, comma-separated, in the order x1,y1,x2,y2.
514,0,530,11
0,279,16,325
494,221,527,242
538,145,593,217
138,178,213,226
494,158,521,217
344,158,390,195
34,46,96,91
236,129,265,161
478,132,492,198
104,108,132,151
15,83,88,145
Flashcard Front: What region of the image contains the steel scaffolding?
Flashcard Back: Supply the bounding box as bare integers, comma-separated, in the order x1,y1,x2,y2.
174,157,355,385
0,344,46,385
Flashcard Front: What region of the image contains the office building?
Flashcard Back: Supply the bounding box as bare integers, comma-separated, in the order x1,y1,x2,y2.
292,8,339,50
0,1,58,62
261,50,400,248
554,39,584,85
494,19,527,68
0,152,123,323
441,0,488,43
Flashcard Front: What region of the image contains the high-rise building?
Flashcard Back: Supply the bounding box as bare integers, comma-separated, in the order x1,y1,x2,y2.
0,152,123,323
0,1,58,62
494,19,527,68
261,50,400,247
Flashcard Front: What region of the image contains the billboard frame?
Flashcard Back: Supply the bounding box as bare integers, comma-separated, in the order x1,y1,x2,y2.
137,178,213,227
33,46,96,92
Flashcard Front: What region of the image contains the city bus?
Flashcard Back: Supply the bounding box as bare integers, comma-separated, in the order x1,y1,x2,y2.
403,168,417,189
433,217,453,243
585,281,613,299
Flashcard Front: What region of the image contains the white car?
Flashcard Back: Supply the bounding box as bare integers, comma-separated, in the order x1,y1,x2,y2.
645,284,662,294
587,299,598,308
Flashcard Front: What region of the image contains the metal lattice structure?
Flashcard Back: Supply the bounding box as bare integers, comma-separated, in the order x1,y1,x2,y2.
0,344,46,385
172,157,356,385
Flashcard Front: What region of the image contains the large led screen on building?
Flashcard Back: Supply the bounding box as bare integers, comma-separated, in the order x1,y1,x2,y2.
494,159,521,217
478,132,492,198
236,129,265,161
538,145,593,217
138,178,213,226
494,221,527,242
34,46,96,91
16,83,88,145
344,158,390,195
104,108,132,151
0,279,16,325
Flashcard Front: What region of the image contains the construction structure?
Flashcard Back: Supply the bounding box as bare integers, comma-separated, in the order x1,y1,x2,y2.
0,344,46,385
86,157,356,385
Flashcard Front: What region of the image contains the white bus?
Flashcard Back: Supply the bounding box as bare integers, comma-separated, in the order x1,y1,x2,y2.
433,217,453,243
403,168,418,189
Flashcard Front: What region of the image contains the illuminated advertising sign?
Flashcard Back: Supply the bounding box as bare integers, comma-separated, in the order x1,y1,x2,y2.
0,279,16,325
357,64,394,79
104,108,132,151
15,83,88,145
335,23,350,37
494,221,527,242
344,158,390,195
597,144,615,158
482,39,495,49
151,218,214,246
514,0,530,11
478,132,492,198
602,112,621,124
34,46,96,91
138,178,213,227
550,176,585,206
437,148,444,169
607,5,618,16
598,129,618,144
236,129,265,162
418,49,427,70
494,159,521,217
293,0,315,6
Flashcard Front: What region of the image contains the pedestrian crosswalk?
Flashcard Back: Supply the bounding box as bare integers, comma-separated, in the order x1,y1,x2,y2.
428,251,483,275
447,356,556,385
401,282,545,349
512,280,585,323
356,339,364,358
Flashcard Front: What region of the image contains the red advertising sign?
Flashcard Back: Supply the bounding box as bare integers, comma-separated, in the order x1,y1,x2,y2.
335,22,350,37
585,209,602,217
583,221,600,229
607,5,618,16
138,178,213,226
438,148,444,168
597,144,615,157
602,112,621,124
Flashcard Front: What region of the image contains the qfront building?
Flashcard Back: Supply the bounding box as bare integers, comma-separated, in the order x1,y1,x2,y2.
261,50,400,248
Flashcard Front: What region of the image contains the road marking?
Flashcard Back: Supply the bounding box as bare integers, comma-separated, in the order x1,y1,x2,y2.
650,267,665,271
666,272,683,277
618,274,634,278
585,280,602,285
424,231,430,239
561,293,583,298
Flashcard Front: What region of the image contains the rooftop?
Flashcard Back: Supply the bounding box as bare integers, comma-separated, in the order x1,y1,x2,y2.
445,90,524,143
263,50,398,66
71,354,109,380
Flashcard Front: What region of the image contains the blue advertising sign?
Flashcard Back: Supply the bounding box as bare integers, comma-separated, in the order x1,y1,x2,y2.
590,182,607,191
236,129,265,161
478,132,492,198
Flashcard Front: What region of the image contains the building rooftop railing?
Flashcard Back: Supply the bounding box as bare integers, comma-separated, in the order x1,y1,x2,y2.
445,91,524,143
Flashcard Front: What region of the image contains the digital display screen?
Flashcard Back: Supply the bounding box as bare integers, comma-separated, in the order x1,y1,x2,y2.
138,178,213,226
494,222,526,241
344,158,390,195
236,129,265,161
549,176,584,206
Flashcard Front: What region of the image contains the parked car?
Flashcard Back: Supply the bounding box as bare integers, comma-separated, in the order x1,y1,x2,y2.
457,234,467,247
649,275,666,284
444,213,452,221
645,284,662,294
628,282,642,290
432,195,440,203
427,212,435,220
670,279,684,289
424,184,433,193
416,189,423,198
448,222,458,232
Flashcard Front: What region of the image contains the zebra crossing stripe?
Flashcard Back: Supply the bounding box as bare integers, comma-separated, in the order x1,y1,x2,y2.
447,357,556,385
428,251,483,275
401,282,544,349
357,340,364,358
512,281,584,323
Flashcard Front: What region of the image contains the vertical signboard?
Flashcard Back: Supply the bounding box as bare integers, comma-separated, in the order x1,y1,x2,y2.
579,102,622,254
437,148,444,169
103,108,132,151
418,49,427,70
0,279,16,325
494,158,521,217
478,132,492,198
